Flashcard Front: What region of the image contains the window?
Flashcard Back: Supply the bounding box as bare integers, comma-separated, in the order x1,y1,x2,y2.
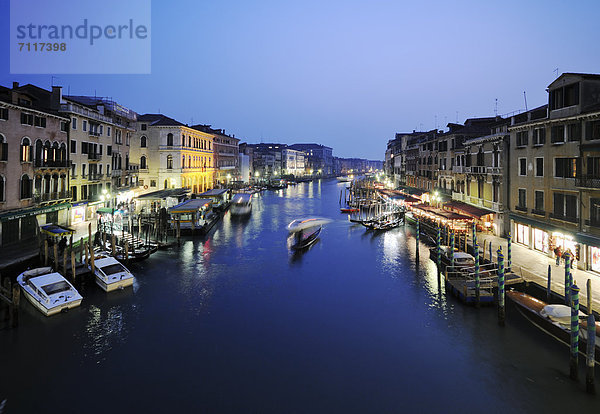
551,125,565,143
167,133,173,146
587,157,600,178
107,145,112,156
518,189,527,210
555,157,580,178
82,120,87,131
586,120,600,141
150,180,156,187
0,136,7,161
82,164,86,178
107,126,111,137
516,131,528,147
72,117,77,129
20,113,33,125
81,142,88,154
99,125,103,135
535,158,543,177
34,116,46,128
140,156,147,169
553,193,578,221
166,155,173,169
0,174,4,201
141,124,147,131
0,107,8,120
70,140,76,153
591,198,600,226
20,174,32,199
61,121,68,132
518,158,527,176
567,123,581,142
550,83,579,110
21,138,31,162
71,164,76,177
534,191,544,213
533,128,546,145
141,135,147,148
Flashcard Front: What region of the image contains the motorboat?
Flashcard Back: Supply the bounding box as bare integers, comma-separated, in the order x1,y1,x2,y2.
340,207,359,213
429,246,475,269
230,193,252,216
507,290,600,362
287,217,331,250
17,267,83,316
90,252,134,292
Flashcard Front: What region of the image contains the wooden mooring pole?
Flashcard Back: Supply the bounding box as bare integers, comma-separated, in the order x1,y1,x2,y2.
124,241,129,265
53,243,59,270
547,265,552,303
586,279,595,393
10,283,20,328
474,243,480,308
71,251,76,280
570,283,580,381
497,247,505,326
44,240,48,266
415,218,420,262
90,244,95,274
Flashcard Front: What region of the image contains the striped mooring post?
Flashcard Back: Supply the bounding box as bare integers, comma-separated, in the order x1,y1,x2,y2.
436,226,441,272
547,265,552,303
564,252,572,306
586,279,595,393
450,231,455,271
415,218,420,261
497,247,505,326
507,232,512,272
474,243,480,307
488,242,492,264
570,283,580,381
472,222,477,254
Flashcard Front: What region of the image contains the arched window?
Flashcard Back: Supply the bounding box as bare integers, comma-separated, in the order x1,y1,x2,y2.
140,155,147,169
188,137,192,147
166,155,173,169
141,135,147,148
51,142,59,162
59,143,66,162
21,137,31,162
43,141,51,163
0,174,4,202
167,133,173,146
0,135,6,161
20,174,32,199
164,179,168,189
182,155,186,168
35,139,43,163
181,135,185,147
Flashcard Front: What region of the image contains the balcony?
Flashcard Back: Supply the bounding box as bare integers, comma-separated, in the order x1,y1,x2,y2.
34,159,70,169
465,166,486,174
576,175,600,189
515,205,528,213
486,166,502,175
452,166,464,174
88,173,104,182
452,191,465,201
89,130,101,137
33,190,72,203
60,103,112,123
88,152,101,161
585,219,600,228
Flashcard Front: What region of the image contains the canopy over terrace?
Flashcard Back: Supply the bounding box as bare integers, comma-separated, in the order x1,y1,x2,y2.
410,203,472,232
40,224,75,238
443,200,495,231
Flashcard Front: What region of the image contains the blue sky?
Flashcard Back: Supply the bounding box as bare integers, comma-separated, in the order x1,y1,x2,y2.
1,0,599,159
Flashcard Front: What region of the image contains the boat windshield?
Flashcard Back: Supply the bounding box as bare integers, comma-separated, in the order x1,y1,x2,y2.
101,263,128,275
40,281,71,295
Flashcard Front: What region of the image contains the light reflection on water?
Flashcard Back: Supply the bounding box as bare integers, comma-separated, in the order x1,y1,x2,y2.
2,178,599,413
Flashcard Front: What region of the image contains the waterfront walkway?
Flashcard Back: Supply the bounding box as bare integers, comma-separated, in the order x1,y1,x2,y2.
474,231,600,311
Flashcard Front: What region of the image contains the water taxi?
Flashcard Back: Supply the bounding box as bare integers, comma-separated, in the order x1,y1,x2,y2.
230,193,252,216
17,267,83,316
90,252,135,292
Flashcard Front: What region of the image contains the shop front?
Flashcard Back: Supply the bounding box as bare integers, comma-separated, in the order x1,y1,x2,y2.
533,228,549,253
590,246,600,273
549,231,578,266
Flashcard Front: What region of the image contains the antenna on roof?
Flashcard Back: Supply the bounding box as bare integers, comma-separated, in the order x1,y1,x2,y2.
523,91,528,111
434,115,437,130
51,76,59,87
494,98,498,116
554,67,559,79
455,111,459,123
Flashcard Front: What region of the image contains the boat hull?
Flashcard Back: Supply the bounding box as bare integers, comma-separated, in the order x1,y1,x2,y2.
291,227,322,250
95,276,134,292
21,288,82,316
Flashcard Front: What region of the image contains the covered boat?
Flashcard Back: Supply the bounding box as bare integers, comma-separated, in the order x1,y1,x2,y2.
230,193,252,216
169,198,218,233
17,267,82,316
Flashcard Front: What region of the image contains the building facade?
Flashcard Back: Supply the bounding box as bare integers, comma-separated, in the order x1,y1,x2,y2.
192,125,240,186
0,82,71,247
132,114,215,194
288,143,333,176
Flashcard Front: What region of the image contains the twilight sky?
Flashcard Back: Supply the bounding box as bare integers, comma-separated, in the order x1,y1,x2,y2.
1,0,599,159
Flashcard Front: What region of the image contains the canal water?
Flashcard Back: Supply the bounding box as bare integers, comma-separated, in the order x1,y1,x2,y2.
1,179,598,413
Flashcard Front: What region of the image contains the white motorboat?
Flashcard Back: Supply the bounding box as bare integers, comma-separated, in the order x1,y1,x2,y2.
230,193,252,216
91,252,134,292
287,217,332,250
17,267,83,316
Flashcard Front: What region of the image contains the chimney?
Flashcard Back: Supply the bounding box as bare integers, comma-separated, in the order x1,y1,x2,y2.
51,86,62,110
12,82,19,89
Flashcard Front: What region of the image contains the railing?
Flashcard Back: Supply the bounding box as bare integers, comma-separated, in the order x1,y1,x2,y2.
33,190,71,203
585,219,600,228
465,166,486,174
452,192,465,201
89,130,101,137
87,174,104,181
88,152,101,160
515,205,528,212
531,209,546,216
33,159,70,168
452,166,463,173
486,166,502,175
576,175,600,189
60,103,112,123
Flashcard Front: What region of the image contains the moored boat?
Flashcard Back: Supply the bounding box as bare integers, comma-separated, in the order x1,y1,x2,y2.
507,290,600,362
90,252,135,292
17,267,83,316
340,207,359,213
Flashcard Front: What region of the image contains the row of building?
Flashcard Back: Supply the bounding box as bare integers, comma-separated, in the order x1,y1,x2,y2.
384,72,600,274
0,81,381,253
